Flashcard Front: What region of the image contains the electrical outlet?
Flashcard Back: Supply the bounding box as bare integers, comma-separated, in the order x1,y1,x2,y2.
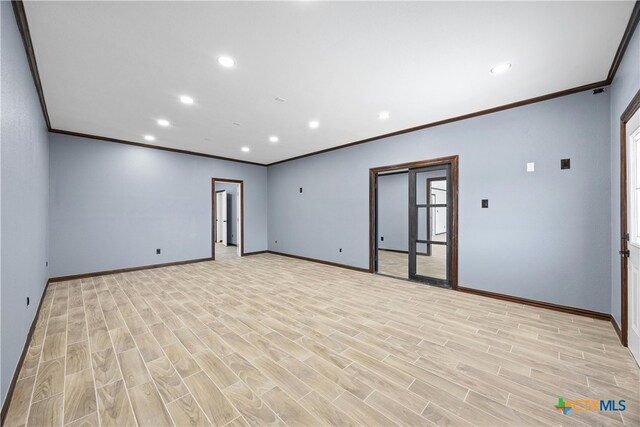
526,162,535,172
27,297,30,306
381,236,384,241
561,158,570,170
299,187,303,193
275,240,278,244
482,199,489,208
46,261,48,267
339,248,342,253
156,249,161,254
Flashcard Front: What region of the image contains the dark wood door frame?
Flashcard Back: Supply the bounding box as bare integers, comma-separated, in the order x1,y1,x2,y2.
212,178,245,260
369,155,459,289
619,88,640,347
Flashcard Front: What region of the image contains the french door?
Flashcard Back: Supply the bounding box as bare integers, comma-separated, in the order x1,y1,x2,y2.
408,164,452,287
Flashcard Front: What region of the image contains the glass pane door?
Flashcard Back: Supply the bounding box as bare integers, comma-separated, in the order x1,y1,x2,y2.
408,165,451,287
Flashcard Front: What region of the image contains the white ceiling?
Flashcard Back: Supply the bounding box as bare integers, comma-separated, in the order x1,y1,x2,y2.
24,1,634,165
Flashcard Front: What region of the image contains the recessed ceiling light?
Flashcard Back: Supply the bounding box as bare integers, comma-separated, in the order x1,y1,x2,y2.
378,111,390,120
309,120,319,129
241,146,250,152
490,63,511,74
157,119,170,127
269,136,279,143
218,56,235,68
180,95,194,104
144,135,155,141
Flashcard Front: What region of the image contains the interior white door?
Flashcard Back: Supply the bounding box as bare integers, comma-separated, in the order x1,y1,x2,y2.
237,186,242,256
433,185,447,235
627,124,640,366
216,192,223,243
430,194,437,239
220,190,228,246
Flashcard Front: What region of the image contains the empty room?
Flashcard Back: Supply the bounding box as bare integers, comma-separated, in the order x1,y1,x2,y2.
2,1,640,426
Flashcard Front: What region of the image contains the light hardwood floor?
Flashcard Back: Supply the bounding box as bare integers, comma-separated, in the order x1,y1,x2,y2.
4,253,638,426
215,243,239,260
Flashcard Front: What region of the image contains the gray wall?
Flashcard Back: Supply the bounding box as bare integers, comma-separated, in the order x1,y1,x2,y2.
1,0,50,406
268,89,611,313
378,173,408,252
215,182,239,245
610,24,640,326
49,134,267,277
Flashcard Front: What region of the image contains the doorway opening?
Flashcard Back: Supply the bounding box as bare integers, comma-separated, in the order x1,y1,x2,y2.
370,156,458,289
620,88,640,361
212,178,244,260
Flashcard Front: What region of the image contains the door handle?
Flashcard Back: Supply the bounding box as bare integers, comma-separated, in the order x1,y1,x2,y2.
620,250,630,257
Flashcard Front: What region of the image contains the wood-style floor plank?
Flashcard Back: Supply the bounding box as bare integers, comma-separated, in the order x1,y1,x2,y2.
27,393,63,427
19,345,42,380
118,349,151,389
128,381,174,427
183,370,238,426
66,341,90,376
260,386,320,426
63,368,97,424
166,394,212,427
298,391,357,427
146,356,190,403
222,380,282,426
32,357,65,403
3,376,36,427
65,411,100,427
96,379,136,427
91,347,121,388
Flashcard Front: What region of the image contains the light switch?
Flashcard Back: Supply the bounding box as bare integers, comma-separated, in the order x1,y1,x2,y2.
527,162,535,172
